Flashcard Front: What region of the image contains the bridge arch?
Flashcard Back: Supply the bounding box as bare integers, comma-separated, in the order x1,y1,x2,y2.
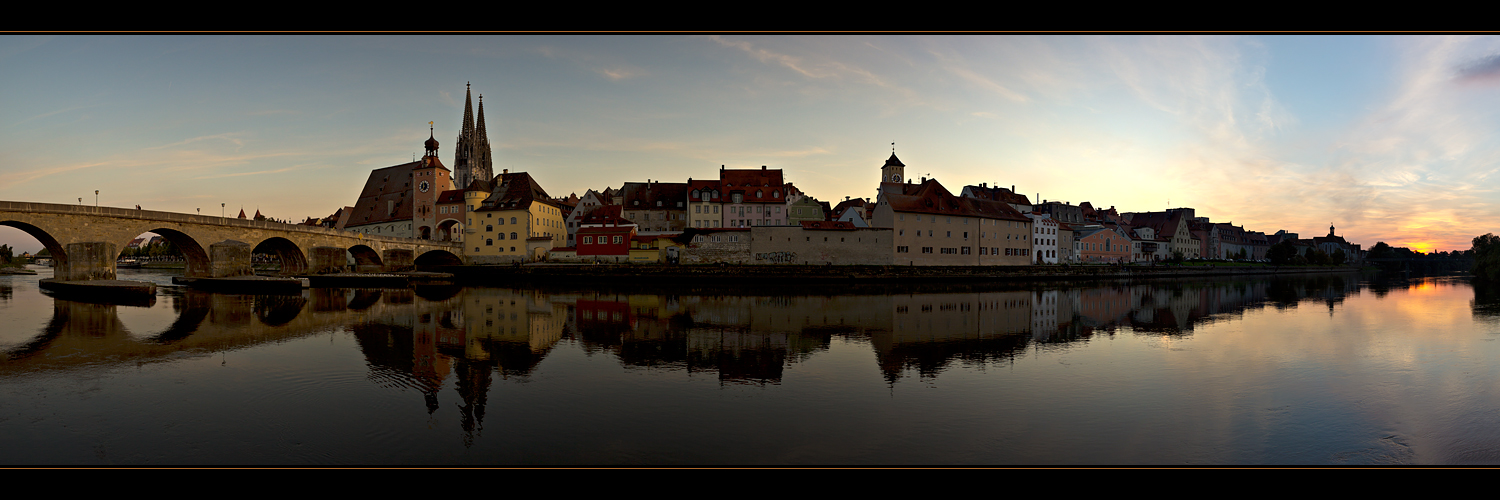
349,245,383,273
415,249,463,267
435,218,462,242
252,237,308,275
125,228,211,278
1,220,67,270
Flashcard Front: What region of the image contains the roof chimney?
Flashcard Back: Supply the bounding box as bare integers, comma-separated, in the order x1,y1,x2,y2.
762,165,767,170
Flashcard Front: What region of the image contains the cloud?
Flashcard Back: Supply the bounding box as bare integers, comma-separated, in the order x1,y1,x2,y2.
0,162,107,187
597,67,643,81
192,166,301,180
1456,53,1500,84
144,133,246,151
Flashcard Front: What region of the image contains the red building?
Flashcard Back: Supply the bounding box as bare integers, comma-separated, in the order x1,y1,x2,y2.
576,225,635,258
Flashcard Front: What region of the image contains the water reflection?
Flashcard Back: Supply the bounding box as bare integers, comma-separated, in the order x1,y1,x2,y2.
6,269,1500,464
5,271,1449,383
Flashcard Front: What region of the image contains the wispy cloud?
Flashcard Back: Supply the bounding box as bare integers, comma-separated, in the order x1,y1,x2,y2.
144,133,246,151
192,166,300,180
597,67,643,81
0,162,107,187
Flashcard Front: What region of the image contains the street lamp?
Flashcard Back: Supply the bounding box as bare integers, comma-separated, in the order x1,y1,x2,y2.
221,203,226,218
197,208,201,216
95,190,99,206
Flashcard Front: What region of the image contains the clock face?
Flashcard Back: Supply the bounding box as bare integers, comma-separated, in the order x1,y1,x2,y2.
419,181,430,193
892,174,901,182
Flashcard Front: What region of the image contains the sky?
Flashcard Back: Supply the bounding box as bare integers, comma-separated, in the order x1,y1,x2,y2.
3,34,1500,255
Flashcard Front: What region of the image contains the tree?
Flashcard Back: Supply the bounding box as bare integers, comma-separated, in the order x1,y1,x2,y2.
1473,233,1500,282
1267,240,1298,265
1370,241,1394,259
1332,249,1347,266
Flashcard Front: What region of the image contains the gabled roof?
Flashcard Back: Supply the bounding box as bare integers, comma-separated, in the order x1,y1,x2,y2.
620,181,689,210
963,185,1032,206
720,167,785,203
882,178,1030,221
350,161,421,225
436,189,466,205
578,205,633,226
476,171,557,212
1127,211,1186,241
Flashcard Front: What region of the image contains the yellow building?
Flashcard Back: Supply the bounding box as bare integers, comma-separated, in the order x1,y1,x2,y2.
464,170,567,263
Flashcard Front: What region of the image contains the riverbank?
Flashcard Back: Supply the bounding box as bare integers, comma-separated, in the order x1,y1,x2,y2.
432,263,1371,286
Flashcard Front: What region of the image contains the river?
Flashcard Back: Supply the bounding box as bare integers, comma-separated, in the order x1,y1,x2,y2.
2,266,1498,465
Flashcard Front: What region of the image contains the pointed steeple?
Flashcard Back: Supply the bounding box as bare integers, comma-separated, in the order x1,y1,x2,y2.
453,82,493,190
475,94,487,140
461,82,475,137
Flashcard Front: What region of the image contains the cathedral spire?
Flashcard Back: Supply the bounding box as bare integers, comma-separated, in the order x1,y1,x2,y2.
453,82,493,189
462,82,475,136
476,94,487,141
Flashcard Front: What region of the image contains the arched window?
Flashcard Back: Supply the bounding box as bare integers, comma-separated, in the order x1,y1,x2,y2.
510,217,517,224
486,225,493,232
499,233,506,240
486,239,493,246
511,232,518,240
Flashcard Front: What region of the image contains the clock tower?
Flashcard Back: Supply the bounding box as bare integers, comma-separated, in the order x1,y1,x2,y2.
413,124,454,240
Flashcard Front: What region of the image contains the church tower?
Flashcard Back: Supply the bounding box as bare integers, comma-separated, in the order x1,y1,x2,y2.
453,82,494,189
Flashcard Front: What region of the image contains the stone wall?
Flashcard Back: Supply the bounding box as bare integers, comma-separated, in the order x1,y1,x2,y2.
681,230,750,264
749,226,893,265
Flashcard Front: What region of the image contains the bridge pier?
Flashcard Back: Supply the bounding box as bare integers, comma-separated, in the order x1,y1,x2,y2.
208,240,253,278
57,242,117,281
382,249,414,273
309,247,347,274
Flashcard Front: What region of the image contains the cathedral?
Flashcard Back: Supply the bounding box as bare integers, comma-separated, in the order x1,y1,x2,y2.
452,82,493,190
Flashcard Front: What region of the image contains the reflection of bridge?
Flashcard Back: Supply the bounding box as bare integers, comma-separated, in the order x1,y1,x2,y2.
1,201,463,281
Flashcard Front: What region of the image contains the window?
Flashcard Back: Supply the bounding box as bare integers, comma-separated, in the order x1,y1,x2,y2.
510,217,517,224
486,239,493,246
583,236,592,244
486,225,493,232
922,247,933,253
613,236,623,244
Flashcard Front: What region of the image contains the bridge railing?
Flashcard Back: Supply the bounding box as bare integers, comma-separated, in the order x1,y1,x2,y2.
0,201,458,246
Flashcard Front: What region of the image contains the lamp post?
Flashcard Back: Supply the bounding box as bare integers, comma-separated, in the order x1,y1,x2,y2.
221,203,225,218
95,190,99,206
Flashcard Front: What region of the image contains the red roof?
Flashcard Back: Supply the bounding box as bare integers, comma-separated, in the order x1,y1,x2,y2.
882,179,1030,222
720,166,785,204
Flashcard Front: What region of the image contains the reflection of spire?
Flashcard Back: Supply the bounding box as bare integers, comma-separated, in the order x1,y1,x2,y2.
454,358,492,447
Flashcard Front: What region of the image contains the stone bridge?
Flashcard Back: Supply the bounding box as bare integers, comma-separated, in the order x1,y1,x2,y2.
1,201,464,281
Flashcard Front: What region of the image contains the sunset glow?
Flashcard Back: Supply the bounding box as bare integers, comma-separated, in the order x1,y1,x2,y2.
4,35,1500,253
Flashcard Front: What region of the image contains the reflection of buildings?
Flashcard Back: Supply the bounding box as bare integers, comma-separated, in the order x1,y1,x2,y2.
6,272,1379,442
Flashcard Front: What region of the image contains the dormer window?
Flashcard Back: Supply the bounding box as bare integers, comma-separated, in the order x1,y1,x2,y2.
692,190,700,199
